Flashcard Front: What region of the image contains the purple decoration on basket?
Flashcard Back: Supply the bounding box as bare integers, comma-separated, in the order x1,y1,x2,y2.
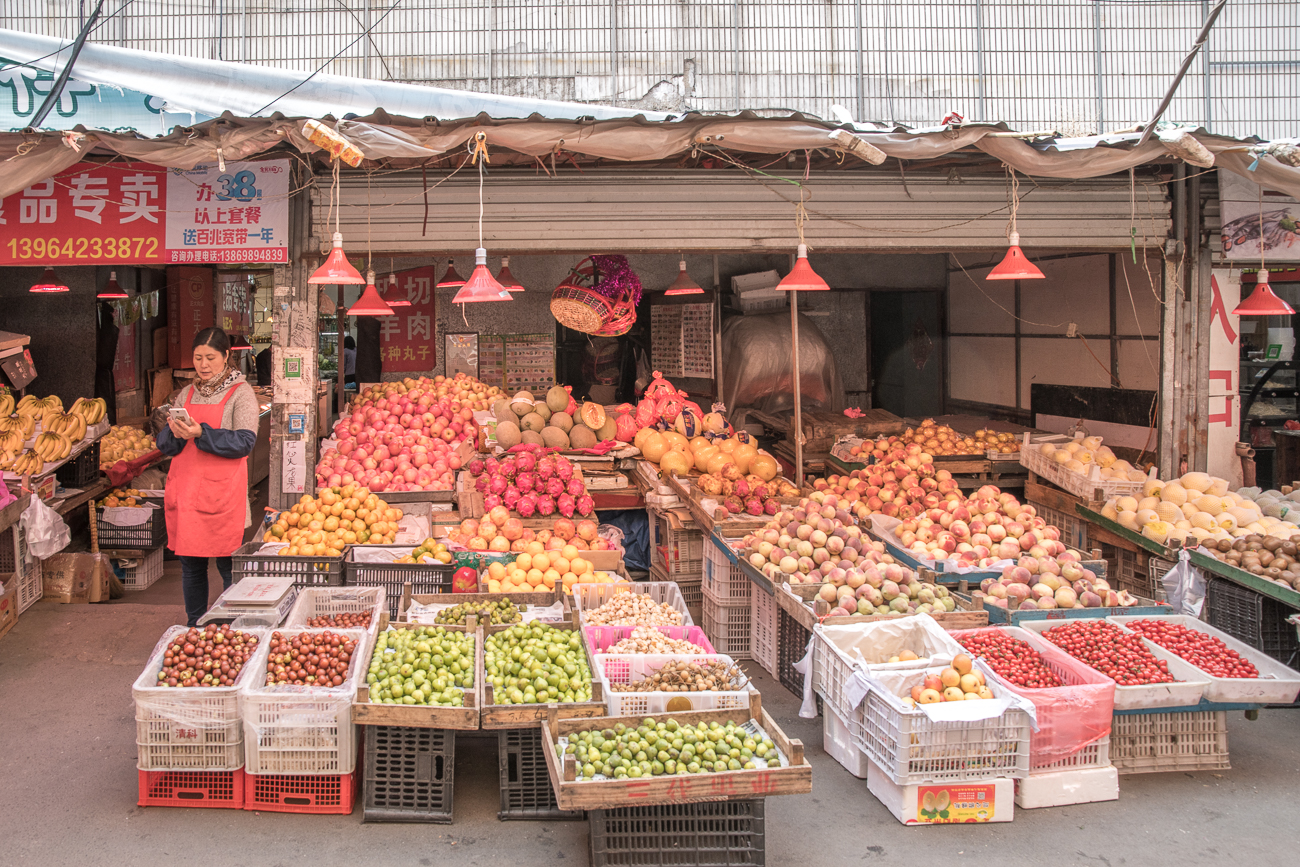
589,255,643,305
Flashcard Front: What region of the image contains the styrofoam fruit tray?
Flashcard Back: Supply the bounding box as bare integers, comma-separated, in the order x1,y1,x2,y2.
1107,614,1300,705
1018,619,1208,710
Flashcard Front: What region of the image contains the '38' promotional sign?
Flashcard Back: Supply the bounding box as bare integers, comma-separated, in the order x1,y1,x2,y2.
0,159,289,265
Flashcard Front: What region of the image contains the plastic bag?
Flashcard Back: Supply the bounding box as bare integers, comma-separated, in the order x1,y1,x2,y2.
21,495,71,560
1166,549,1207,617
792,631,819,719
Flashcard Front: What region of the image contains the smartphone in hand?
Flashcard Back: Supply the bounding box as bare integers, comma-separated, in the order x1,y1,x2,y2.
168,407,195,427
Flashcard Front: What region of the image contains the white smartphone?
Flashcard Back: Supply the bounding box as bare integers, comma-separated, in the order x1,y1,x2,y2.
169,407,194,426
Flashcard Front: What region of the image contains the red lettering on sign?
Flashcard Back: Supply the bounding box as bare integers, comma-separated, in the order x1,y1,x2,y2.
1207,394,1234,426
1209,369,1234,391
1209,275,1238,344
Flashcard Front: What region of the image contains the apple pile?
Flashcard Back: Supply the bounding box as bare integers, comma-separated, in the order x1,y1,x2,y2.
892,485,1066,568
904,655,995,706
444,513,612,555
740,494,899,585
853,421,989,459
469,451,595,518
974,561,1143,611
316,373,497,493
815,460,963,524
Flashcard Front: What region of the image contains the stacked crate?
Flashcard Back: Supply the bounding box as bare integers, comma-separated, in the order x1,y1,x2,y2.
647,506,704,625
702,537,752,660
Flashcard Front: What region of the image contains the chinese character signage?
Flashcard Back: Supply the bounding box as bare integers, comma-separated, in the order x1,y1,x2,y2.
379,266,436,372
0,159,289,265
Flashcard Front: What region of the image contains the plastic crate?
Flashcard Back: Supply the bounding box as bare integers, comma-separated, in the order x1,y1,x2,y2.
1101,545,1161,600
777,607,813,703
675,574,703,626
119,547,165,591
648,507,704,577
232,540,344,589
284,586,386,636
499,727,583,820
96,504,166,550
1109,711,1229,774
1206,577,1300,671
704,539,752,603
701,591,751,660
362,725,454,823
345,546,454,617
589,799,765,867
574,581,694,627
242,628,368,775
585,624,716,655
823,703,870,779
1029,736,1111,774
1029,500,1089,552
56,439,100,488
1018,432,1151,501
750,588,779,678
595,652,752,716
245,769,358,813
138,768,245,809
133,626,270,771
16,567,41,613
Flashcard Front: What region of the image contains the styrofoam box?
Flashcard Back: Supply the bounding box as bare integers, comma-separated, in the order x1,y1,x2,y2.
1015,765,1119,810
866,756,1014,825
1108,614,1300,705
823,705,869,779
1018,619,1209,710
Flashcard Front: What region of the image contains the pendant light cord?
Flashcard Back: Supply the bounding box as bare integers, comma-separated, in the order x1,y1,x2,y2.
1006,166,1020,241
1259,183,1266,275
795,187,808,246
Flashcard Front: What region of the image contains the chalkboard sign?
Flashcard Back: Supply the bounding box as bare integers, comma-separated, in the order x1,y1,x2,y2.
1,349,36,390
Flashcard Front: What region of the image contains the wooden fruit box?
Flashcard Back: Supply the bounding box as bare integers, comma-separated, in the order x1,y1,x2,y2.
754,407,905,453
480,619,607,729
772,580,988,631
352,619,483,731
541,703,812,810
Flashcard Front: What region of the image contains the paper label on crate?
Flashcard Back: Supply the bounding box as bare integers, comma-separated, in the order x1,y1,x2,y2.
915,784,999,823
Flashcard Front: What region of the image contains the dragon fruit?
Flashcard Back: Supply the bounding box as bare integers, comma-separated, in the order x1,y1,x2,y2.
516,472,536,494
475,475,490,494
499,457,518,480
484,494,503,510
516,451,536,473
724,495,744,514
764,500,779,515
485,456,500,475
546,477,566,498
734,477,751,499
537,456,556,480
536,496,556,517
489,475,509,496
745,498,764,516
577,494,595,517
555,458,574,482
557,493,576,518
750,482,770,500
566,478,585,497
517,494,537,517
468,458,485,475
504,487,522,509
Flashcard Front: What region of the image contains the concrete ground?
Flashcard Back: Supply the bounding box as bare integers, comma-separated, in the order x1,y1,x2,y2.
1,563,1297,867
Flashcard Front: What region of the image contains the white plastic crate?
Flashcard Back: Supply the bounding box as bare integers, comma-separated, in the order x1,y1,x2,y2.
284,585,387,638
241,627,368,775
823,703,870,779
648,507,704,577
119,547,165,591
1029,736,1111,774
702,591,752,660
751,587,779,678
573,581,694,627
1110,711,1229,774
132,625,270,771
704,540,751,603
16,566,41,613
594,652,752,716
849,662,1033,786
1018,432,1153,501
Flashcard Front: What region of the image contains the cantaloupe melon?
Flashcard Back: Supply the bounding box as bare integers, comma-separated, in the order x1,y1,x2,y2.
521,412,546,433
540,426,571,449
597,415,618,441
580,402,607,431
570,425,597,450
521,430,544,446
546,385,571,413
496,420,522,449
550,411,574,432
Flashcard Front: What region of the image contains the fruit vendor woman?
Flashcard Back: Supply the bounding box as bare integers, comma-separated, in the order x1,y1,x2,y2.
157,327,259,626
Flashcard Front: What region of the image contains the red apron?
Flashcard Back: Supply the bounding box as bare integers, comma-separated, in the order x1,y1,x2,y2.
164,386,248,557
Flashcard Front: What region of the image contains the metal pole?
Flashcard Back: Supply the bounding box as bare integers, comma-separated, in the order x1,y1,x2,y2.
363,0,372,79
854,0,864,124
610,0,618,104
733,0,741,112
1137,0,1229,146
790,258,803,489
975,0,986,122
1093,0,1104,134
337,288,345,417
1201,0,1214,132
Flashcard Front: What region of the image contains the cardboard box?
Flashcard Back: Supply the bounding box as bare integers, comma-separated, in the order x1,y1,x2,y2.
1014,766,1119,809
0,573,18,641
866,757,1015,825
41,553,112,604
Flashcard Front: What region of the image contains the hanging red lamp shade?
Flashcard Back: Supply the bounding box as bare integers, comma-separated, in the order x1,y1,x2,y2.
229,333,252,349
665,259,705,296
347,271,395,316
453,249,513,303
96,270,128,299
309,232,365,285
986,232,1045,281
496,256,525,292
437,258,466,289
381,272,411,307
1233,270,1295,316
776,244,829,291
29,267,69,294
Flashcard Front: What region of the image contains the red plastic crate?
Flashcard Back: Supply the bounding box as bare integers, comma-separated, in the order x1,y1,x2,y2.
137,768,245,809
245,770,358,814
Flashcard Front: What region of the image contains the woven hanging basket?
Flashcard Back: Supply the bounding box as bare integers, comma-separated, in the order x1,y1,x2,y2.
550,255,642,336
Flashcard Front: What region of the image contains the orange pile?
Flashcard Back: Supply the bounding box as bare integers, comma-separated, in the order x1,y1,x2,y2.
484,540,616,594
262,485,403,556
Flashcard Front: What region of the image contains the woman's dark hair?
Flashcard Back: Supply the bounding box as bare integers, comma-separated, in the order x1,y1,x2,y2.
192,327,231,354
344,335,356,350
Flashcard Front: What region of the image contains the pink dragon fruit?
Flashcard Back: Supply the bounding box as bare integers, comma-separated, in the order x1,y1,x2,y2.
577,494,595,517
546,477,565,498
485,456,500,475
536,495,556,517
557,493,576,518
503,487,522,509
484,494,503,510
537,456,556,480
516,451,537,473
517,494,537,517
734,477,751,499
499,457,517,480
750,482,770,500
566,478,585,497
515,472,536,494
745,498,764,516
724,495,744,514
489,475,508,496
475,475,490,494
764,500,779,515
468,458,485,475
555,458,574,482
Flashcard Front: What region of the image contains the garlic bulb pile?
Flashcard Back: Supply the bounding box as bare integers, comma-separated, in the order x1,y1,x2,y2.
1038,435,1146,482
1101,472,1300,546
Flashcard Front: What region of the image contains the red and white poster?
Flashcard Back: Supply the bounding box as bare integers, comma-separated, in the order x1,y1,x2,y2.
1207,269,1242,487
378,266,436,372
0,159,289,265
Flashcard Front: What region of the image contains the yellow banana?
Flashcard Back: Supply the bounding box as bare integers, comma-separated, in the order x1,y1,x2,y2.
0,394,13,417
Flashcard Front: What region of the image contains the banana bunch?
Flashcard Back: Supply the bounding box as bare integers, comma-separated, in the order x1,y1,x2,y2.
16,394,60,416
0,393,13,417
0,429,22,453
5,450,45,476
70,397,107,425
43,412,87,442
0,414,34,439
34,431,72,462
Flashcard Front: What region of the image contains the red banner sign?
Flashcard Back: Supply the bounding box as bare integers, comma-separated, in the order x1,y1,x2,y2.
378,266,437,372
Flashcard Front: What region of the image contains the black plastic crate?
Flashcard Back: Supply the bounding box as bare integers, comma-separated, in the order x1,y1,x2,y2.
498,727,583,821
589,799,766,867
231,540,344,588
776,607,820,714
0,525,14,573
345,556,454,618
362,725,454,823
1206,577,1300,672
96,505,166,549
56,440,100,488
